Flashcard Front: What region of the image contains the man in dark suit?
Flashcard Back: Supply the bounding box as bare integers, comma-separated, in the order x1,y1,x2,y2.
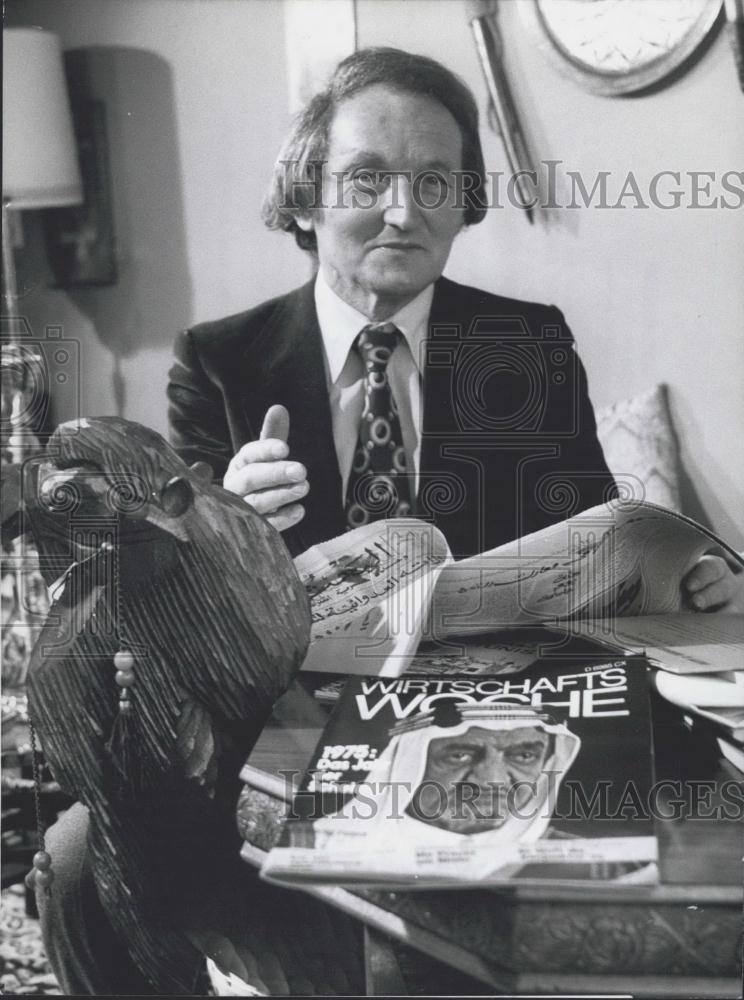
169,275,614,560
41,44,742,1000
168,46,740,612
168,47,615,563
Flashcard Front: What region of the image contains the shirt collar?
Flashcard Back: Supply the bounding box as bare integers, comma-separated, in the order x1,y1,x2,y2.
314,269,434,384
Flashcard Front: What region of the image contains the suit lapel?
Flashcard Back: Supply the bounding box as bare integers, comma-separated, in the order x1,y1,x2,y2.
419,277,493,556
420,277,464,470
240,282,345,548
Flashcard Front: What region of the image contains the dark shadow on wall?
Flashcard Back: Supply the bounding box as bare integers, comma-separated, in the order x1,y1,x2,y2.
26,46,193,418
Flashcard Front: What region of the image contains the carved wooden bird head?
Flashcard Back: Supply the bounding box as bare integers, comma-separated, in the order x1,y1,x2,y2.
24,416,311,791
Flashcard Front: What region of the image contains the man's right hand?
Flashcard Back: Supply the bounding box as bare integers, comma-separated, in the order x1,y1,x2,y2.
223,405,308,532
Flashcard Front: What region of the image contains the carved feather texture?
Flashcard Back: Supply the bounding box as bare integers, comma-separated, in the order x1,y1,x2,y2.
25,417,311,992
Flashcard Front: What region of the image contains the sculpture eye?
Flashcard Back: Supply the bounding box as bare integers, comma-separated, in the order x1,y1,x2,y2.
189,461,213,487
160,476,193,517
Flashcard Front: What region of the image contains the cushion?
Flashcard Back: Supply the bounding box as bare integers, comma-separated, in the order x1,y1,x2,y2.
595,384,682,511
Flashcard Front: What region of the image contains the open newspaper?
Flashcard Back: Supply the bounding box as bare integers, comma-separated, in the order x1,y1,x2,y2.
297,499,744,677
297,519,451,676
260,663,658,889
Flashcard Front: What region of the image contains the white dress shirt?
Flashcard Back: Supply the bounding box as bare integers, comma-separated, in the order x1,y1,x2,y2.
314,270,433,500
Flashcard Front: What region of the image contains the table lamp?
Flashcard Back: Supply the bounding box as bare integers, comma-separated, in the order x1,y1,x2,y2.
2,27,83,462
2,28,83,654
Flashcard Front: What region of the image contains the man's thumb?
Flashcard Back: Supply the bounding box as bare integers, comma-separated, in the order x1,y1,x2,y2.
260,404,290,443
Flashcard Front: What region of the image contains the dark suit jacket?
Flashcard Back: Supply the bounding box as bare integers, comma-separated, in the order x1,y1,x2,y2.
168,277,615,559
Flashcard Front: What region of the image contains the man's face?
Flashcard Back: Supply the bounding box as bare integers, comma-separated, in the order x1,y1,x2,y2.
408,725,551,834
297,84,465,319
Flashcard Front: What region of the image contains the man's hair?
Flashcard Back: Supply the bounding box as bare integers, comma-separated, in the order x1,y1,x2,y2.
262,47,488,252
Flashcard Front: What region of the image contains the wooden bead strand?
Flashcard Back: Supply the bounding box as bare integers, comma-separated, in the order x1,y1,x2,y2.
24,719,54,896
106,648,144,784
114,649,136,717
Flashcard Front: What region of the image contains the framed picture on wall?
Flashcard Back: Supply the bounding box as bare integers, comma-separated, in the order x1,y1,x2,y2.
43,96,117,287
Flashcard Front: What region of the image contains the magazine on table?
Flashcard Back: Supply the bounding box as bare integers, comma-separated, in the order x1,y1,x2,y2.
295,499,744,678
260,660,659,889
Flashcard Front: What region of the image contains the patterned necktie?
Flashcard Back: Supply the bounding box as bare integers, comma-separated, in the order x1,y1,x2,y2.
345,323,413,529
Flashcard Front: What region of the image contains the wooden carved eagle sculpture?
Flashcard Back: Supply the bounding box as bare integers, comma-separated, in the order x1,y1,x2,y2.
19,416,311,993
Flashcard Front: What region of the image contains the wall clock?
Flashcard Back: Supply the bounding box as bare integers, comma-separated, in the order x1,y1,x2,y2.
521,0,723,95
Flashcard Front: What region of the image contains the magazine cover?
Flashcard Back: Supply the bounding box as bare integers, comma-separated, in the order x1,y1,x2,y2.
261,659,659,889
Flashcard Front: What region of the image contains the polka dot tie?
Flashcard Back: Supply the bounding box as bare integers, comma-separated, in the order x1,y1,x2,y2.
345,323,413,530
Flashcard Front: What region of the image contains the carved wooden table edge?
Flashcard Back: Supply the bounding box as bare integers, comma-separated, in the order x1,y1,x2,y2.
237,784,743,996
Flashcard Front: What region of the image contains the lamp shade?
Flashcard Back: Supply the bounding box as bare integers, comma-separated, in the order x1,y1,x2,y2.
2,28,83,208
